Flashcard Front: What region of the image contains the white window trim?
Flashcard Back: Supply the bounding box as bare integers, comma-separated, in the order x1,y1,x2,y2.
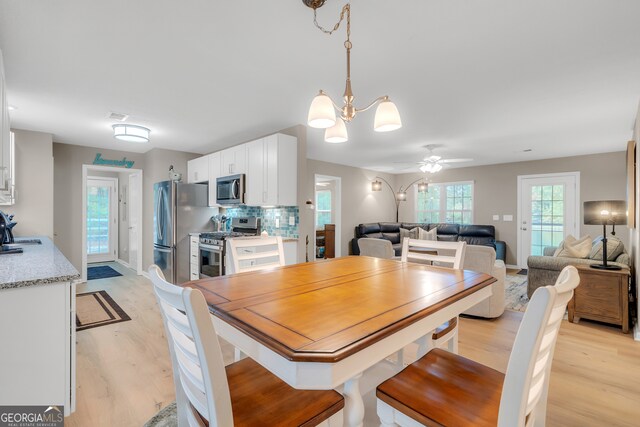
415,180,475,224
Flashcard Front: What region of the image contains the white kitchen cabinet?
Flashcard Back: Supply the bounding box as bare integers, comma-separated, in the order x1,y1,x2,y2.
207,152,221,207
0,50,14,205
284,240,298,265
245,133,297,206
189,234,200,280
221,144,247,176
187,155,209,184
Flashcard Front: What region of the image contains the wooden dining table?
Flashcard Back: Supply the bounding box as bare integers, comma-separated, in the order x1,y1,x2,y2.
184,256,496,427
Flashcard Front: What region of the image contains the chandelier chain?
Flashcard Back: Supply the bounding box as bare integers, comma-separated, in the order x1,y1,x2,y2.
313,3,351,44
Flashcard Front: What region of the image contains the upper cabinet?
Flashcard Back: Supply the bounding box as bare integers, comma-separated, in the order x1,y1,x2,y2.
220,144,246,176
188,133,297,207
187,155,209,184
0,50,15,206
245,134,297,206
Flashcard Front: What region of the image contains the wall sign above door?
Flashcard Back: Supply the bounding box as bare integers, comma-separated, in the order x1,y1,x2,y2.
93,153,135,168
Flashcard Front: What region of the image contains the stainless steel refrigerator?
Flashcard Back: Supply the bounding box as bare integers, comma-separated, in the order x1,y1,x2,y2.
153,181,214,284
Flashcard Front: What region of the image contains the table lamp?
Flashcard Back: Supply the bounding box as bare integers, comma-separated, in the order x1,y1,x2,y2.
583,200,627,270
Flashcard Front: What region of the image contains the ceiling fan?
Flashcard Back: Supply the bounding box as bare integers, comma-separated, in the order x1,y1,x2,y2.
413,145,473,173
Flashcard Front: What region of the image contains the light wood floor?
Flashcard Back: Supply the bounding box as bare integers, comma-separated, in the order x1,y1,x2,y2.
66,264,640,427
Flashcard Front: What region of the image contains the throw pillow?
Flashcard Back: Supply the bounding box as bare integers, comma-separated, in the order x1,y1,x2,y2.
553,235,592,258
418,227,438,241
589,236,625,261
399,227,419,241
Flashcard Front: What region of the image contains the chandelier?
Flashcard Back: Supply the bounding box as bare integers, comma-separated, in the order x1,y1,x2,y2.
304,1,402,143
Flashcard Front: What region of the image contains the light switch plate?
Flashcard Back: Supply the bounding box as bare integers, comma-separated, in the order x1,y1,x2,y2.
275,218,280,228
493,215,500,221
503,214,513,221
289,216,295,226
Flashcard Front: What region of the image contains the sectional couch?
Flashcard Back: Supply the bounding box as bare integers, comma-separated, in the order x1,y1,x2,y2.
351,222,506,261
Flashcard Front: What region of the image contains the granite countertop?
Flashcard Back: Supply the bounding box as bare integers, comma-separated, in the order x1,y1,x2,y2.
0,236,80,290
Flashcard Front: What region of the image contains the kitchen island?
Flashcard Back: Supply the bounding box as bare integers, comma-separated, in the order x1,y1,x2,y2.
0,236,79,415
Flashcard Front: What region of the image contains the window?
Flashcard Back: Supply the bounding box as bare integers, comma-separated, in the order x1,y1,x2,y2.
316,190,332,229
530,184,565,256
416,181,473,224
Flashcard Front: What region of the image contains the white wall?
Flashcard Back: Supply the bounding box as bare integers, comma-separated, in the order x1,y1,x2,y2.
8,129,53,238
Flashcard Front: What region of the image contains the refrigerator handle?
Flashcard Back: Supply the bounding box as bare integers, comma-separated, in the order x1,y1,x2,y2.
156,187,164,240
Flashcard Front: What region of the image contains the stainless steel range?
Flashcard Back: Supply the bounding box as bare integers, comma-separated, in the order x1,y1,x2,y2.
198,217,260,277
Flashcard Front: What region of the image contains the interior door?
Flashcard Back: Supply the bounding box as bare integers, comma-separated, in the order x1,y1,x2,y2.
87,178,118,263
518,173,578,267
128,173,140,271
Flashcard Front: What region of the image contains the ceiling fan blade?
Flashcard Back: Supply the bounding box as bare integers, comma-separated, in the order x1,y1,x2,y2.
440,158,473,163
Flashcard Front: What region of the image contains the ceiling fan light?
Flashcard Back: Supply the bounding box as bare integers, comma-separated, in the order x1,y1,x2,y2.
324,118,348,143
374,100,402,132
112,124,150,143
308,92,336,129
431,163,443,173
419,165,429,173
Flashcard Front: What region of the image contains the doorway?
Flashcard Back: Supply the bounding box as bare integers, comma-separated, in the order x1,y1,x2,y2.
313,175,342,260
86,177,118,263
517,172,580,267
82,165,143,282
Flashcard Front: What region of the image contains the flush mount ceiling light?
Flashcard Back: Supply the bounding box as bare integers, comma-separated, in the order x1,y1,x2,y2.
112,124,150,143
304,1,402,143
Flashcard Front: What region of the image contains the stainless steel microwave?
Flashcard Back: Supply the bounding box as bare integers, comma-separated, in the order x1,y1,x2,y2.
216,174,245,205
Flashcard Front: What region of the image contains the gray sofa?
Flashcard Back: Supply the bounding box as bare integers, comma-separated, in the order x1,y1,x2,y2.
526,246,630,298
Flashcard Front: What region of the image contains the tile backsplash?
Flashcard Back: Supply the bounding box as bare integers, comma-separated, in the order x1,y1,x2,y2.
224,206,299,238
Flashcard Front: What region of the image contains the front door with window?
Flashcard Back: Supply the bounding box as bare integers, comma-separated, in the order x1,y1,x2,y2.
87,178,118,263
517,173,579,267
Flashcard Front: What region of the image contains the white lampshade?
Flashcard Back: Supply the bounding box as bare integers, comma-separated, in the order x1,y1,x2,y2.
308,92,336,129
112,124,150,143
374,99,402,132
324,118,348,143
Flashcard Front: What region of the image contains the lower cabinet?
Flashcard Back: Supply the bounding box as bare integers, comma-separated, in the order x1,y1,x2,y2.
0,281,76,415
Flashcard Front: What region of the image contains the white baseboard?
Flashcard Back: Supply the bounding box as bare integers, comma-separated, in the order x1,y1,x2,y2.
141,271,151,280
115,259,131,269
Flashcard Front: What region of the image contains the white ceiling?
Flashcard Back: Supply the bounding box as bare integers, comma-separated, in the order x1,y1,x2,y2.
1,0,639,173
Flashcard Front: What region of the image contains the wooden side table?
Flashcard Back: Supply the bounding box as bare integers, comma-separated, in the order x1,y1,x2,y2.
568,264,631,333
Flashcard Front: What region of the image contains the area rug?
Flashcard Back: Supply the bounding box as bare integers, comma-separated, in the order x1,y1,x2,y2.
76,290,131,331
143,402,177,427
505,273,529,312
87,265,122,280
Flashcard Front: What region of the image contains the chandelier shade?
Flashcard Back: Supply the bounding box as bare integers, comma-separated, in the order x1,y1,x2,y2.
307,91,337,129
325,118,348,143
374,99,402,132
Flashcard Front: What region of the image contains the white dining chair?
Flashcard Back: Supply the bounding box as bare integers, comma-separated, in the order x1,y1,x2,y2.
358,238,395,259
227,235,285,274
376,265,580,427
148,265,344,427
401,238,467,358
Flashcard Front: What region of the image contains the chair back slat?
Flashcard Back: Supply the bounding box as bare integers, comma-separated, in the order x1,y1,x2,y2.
149,265,234,426
401,238,467,269
228,236,285,273
358,238,395,259
498,265,580,426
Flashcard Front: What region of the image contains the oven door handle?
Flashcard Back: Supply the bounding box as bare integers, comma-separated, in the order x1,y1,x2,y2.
199,243,223,251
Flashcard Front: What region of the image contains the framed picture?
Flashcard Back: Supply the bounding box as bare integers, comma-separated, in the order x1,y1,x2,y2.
626,140,636,228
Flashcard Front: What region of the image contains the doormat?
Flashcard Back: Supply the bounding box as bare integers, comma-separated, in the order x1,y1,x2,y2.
87,265,123,280
76,290,131,331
